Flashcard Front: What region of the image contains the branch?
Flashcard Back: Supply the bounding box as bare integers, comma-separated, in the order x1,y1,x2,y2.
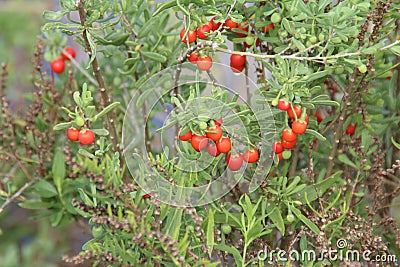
77,1,121,158
0,179,36,214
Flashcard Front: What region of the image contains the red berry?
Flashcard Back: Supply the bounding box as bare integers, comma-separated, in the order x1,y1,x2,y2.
62,47,76,61
196,55,213,71
243,149,259,163
180,28,197,44
277,99,290,111
272,141,284,154
51,58,65,74
179,129,192,141
214,118,223,126
287,105,302,119
282,139,297,150
282,128,298,142
216,137,232,153
345,124,356,136
142,194,151,199
230,54,246,67
67,127,79,141
197,24,211,39
79,129,95,145
188,53,198,63
277,152,283,162
224,19,237,30
315,111,323,123
235,24,249,37
230,63,245,73
191,135,208,152
207,143,220,157
209,17,222,31
206,126,223,141
261,23,275,34
292,120,308,134
226,153,243,171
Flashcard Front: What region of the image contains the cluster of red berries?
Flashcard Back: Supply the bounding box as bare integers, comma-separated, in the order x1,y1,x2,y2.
272,100,309,161
67,127,95,145
178,119,259,171
50,47,76,74
183,17,274,72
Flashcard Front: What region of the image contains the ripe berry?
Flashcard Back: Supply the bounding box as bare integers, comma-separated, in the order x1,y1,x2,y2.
230,54,246,67
277,152,283,161
179,129,192,141
223,19,237,30
196,55,213,71
230,63,245,73
51,58,65,74
261,23,275,34
281,139,297,150
188,53,198,63
79,129,95,145
243,149,259,163
214,118,223,126
272,141,284,154
216,137,232,153
209,17,222,31
67,127,79,141
197,24,211,39
62,47,76,61
345,124,356,136
315,112,323,123
226,153,243,171
287,105,302,119
206,126,222,141
191,135,208,152
207,143,220,157
180,28,197,44
282,128,298,142
142,194,151,199
277,99,290,111
292,120,308,134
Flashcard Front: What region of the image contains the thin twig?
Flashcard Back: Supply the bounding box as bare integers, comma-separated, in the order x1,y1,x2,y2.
0,179,36,214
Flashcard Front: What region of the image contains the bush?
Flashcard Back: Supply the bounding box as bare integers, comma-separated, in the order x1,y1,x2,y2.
1,0,400,266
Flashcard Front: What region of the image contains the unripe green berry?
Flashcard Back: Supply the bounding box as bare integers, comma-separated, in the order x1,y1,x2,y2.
199,121,207,130
271,13,281,24
75,116,85,127
286,214,295,223
221,224,232,234
358,64,367,73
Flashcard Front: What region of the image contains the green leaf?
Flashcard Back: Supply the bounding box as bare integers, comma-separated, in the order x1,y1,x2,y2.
153,1,178,16
291,206,320,235
391,137,400,150
78,148,96,159
337,154,358,169
390,45,400,56
93,102,120,121
19,201,54,209
305,129,326,141
92,129,109,136
53,122,72,131
77,188,94,207
86,31,97,67
269,207,285,235
206,210,215,257
43,10,66,20
52,150,66,195
214,244,242,266
32,180,58,198
141,51,167,63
